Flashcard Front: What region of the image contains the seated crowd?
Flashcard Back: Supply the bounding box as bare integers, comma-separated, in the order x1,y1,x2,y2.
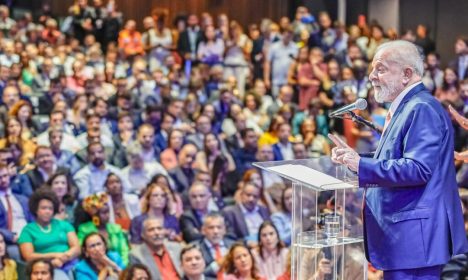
0,1,467,280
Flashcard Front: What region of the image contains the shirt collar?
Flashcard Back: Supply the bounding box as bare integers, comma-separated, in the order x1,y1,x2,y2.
204,238,225,249
0,189,12,196
388,81,422,117
239,203,259,214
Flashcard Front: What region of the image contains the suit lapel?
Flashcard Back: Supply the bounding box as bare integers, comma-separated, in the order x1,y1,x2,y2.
234,205,249,237
141,244,162,280
374,83,426,158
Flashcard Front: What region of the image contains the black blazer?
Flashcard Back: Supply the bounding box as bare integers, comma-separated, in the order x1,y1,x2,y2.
26,166,71,191
177,29,203,57
180,209,204,243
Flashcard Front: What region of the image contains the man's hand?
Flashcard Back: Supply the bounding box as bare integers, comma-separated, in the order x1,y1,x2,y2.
328,133,360,172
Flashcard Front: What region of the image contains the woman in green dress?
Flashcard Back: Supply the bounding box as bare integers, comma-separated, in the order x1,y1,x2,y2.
18,189,81,279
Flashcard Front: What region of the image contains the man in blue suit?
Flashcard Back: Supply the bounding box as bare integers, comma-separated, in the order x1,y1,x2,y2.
330,40,468,279
0,163,33,261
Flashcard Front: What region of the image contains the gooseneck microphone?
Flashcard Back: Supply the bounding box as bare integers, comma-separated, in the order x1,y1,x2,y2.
329,98,368,118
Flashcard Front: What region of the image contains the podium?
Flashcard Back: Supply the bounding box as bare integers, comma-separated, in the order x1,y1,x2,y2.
254,157,367,280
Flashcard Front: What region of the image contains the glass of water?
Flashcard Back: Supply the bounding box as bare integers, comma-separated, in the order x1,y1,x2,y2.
324,215,340,242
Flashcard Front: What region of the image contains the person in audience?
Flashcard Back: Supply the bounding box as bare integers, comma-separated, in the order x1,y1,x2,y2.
122,141,169,195
44,171,77,223
74,142,131,199
223,182,270,245
181,244,216,280
169,143,198,193
77,192,130,265
0,232,17,279
130,183,181,244
26,145,70,192
0,162,33,260
196,212,235,278
251,221,289,280
19,189,80,278
0,116,37,166
160,128,185,170
74,232,126,279
48,126,81,175
220,242,265,280
27,259,54,280
119,263,152,280
194,132,235,173
271,186,292,246
180,182,212,243
149,173,184,217
105,173,141,231
129,217,183,279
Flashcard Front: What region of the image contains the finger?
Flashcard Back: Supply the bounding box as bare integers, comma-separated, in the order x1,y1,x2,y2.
329,133,351,149
328,133,345,148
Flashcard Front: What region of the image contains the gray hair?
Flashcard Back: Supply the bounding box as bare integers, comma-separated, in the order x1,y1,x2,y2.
126,141,143,160
375,40,424,77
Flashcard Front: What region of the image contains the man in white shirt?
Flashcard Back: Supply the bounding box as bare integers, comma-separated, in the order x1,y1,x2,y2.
74,142,131,199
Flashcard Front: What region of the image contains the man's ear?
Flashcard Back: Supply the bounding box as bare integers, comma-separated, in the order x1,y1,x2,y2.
403,68,413,83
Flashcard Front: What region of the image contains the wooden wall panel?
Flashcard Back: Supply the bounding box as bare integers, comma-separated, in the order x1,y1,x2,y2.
48,0,290,30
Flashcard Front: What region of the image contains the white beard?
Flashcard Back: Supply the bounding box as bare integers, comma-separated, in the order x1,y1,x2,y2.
373,80,401,103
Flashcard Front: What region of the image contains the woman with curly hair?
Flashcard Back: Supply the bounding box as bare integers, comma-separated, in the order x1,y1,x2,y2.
77,192,130,265
219,242,265,280
18,189,80,278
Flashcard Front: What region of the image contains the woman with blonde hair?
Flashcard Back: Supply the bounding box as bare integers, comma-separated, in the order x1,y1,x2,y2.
129,183,181,244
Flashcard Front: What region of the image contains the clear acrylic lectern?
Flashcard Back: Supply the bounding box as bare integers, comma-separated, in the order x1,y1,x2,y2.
254,157,367,280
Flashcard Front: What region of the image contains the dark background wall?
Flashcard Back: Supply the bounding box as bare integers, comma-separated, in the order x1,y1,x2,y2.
42,0,289,30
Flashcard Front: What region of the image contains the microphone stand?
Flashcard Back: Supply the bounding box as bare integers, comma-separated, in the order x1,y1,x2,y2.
333,111,383,134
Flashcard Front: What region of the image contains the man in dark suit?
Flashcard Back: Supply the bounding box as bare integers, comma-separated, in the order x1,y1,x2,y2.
130,217,183,280
195,212,235,278
448,37,468,80
180,244,216,280
169,143,198,193
223,182,270,244
331,40,468,279
180,182,212,243
26,145,70,191
177,14,202,60
0,163,33,261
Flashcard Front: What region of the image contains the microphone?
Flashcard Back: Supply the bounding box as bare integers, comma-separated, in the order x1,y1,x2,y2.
329,98,367,118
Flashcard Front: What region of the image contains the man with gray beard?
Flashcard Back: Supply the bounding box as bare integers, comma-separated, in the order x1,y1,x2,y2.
329,40,467,279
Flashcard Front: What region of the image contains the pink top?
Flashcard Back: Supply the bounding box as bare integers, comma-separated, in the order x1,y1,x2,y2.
252,247,289,280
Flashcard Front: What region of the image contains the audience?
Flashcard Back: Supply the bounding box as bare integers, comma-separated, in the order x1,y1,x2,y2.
0,3,465,279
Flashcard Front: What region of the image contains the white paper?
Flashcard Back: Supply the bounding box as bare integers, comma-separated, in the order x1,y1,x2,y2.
267,164,354,190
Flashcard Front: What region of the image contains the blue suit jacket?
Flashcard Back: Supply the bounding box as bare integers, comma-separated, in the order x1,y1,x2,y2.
0,193,34,244
359,83,468,270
